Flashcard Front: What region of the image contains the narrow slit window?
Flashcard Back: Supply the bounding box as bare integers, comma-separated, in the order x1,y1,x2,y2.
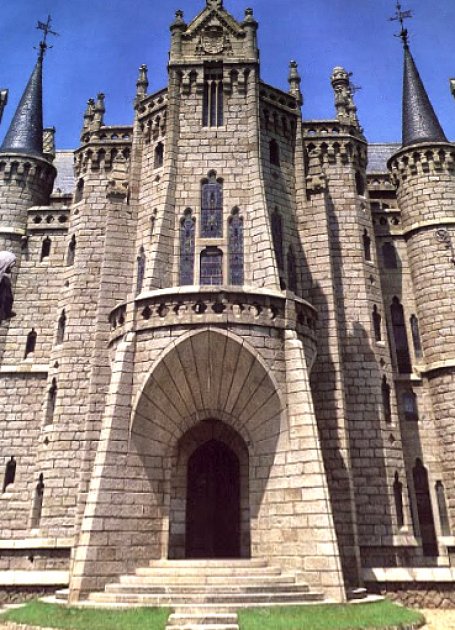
67,235,76,266
271,208,284,270
45,378,57,426
2,457,16,493
410,314,423,359
203,71,223,127
436,481,451,536
57,310,66,345
41,237,51,261
154,142,164,169
74,178,84,204
363,230,371,261
24,329,37,359
382,376,392,423
393,472,404,528
373,305,382,342
30,474,45,529
136,246,146,295
287,246,297,293
402,391,418,421
391,297,412,374
269,139,280,166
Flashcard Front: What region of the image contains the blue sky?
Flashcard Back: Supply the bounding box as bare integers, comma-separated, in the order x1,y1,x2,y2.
1,0,454,148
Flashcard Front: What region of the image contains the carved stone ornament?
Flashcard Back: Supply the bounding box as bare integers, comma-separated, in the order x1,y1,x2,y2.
201,25,225,54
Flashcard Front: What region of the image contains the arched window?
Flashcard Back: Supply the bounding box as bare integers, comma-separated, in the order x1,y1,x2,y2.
45,378,57,426
136,246,146,294
287,246,297,293
435,481,451,536
67,235,76,266
373,305,382,342
203,70,223,127
271,208,284,270
74,178,84,204
56,310,66,345
382,376,391,423
355,171,365,196
200,247,223,286
363,229,371,261
2,457,16,493
393,472,404,528
180,209,195,286
270,139,280,166
40,237,51,261
391,297,411,373
154,142,164,169
382,241,398,269
31,474,44,529
201,173,223,238
24,329,37,359
413,459,438,556
228,209,244,286
410,314,423,359
402,391,418,421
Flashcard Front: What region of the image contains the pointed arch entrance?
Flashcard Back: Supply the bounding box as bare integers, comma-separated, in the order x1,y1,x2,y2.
169,418,250,559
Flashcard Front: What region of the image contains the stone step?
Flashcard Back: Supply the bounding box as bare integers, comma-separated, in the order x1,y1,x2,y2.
167,612,238,625
135,566,283,577
150,559,267,569
88,590,325,606
105,583,310,595
118,574,297,586
74,599,330,610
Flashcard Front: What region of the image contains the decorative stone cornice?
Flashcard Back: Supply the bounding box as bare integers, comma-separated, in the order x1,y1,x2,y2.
387,141,455,185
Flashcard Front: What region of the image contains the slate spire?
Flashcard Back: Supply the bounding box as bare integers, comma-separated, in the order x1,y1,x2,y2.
0,52,44,156
402,43,448,147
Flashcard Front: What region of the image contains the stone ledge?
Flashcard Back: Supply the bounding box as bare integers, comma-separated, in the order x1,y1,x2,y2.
0,539,73,551
0,366,48,375
0,572,68,587
364,567,455,582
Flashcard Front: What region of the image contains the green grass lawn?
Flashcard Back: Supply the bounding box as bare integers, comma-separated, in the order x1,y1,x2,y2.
1,599,425,630
1,601,171,630
238,600,425,630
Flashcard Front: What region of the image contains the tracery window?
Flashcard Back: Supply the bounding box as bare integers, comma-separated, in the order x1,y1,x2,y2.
391,297,411,374
201,173,223,238
179,209,195,286
228,209,244,286
200,247,223,286
203,69,223,127
271,208,284,270
287,246,297,293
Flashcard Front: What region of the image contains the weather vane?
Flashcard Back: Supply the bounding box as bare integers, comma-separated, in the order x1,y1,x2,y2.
389,1,413,47
35,15,59,58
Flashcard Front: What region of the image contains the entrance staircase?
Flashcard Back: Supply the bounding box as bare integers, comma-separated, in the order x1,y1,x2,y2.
81,558,326,630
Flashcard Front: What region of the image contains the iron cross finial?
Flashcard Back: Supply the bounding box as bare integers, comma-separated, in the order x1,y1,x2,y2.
36,15,59,59
389,1,413,47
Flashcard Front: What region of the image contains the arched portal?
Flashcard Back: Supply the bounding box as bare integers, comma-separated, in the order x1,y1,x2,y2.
187,439,240,558
168,418,249,559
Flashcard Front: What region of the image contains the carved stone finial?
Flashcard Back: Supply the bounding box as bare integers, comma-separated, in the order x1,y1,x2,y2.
92,93,106,132
171,10,186,29
330,66,360,129
136,64,149,98
288,60,303,106
207,0,223,8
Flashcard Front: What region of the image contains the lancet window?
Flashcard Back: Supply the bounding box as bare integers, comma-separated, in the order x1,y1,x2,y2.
271,208,284,270
180,209,195,286
201,173,223,238
203,68,223,127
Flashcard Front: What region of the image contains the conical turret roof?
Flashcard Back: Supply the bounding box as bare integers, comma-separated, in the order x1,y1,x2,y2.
402,44,447,147
0,53,44,156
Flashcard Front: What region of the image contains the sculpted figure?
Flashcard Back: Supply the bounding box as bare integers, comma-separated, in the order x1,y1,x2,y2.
0,251,16,322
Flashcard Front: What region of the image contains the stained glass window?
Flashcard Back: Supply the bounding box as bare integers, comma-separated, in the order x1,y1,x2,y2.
229,209,244,286
201,173,223,238
180,209,195,286
200,247,223,286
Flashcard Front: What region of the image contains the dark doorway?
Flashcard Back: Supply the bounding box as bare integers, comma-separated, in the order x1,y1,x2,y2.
413,459,438,556
186,439,240,558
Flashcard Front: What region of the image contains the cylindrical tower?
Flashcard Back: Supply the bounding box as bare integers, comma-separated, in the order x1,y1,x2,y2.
388,41,455,531
0,49,56,258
